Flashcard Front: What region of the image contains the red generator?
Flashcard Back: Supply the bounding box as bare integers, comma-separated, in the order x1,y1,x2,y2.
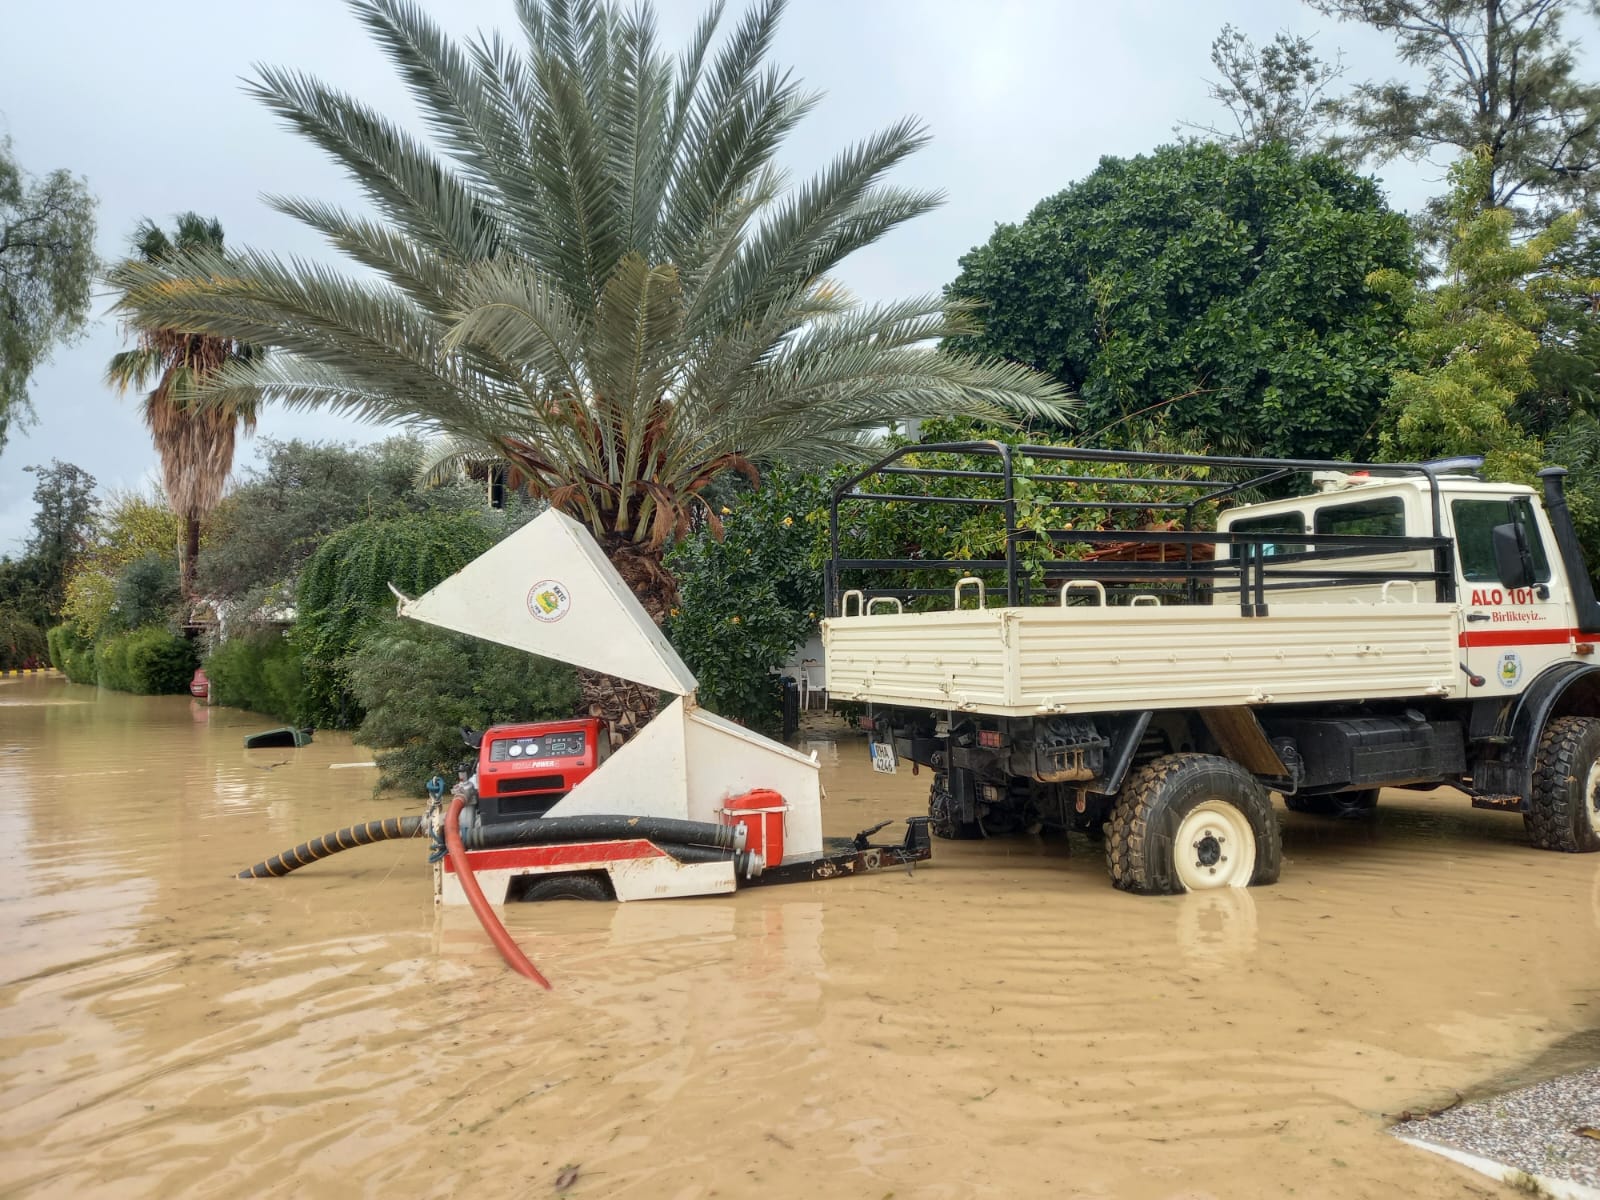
475,718,608,823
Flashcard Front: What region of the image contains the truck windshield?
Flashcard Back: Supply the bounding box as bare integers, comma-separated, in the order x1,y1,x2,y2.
1452,498,1551,583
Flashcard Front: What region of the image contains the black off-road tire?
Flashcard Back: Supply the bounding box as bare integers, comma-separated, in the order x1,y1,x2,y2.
518,873,612,902
1105,753,1282,895
1526,716,1600,853
1284,789,1379,819
928,774,982,840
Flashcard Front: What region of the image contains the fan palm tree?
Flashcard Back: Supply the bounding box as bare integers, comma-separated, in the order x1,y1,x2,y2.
106,214,262,603
107,0,1071,731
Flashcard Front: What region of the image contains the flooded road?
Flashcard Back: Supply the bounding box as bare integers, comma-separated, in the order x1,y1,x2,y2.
2,673,1597,1199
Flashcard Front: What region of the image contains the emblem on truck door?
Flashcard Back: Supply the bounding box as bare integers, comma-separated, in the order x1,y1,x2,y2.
1498,651,1524,687
527,579,571,623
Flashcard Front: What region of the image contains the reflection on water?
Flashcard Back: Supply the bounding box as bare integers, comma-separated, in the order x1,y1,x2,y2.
2,674,1597,1199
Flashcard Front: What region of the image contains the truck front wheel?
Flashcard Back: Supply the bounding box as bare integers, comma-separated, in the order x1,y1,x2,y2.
1106,754,1282,895
1527,716,1600,853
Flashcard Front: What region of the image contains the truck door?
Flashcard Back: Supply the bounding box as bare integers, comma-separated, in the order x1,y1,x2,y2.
1453,495,1572,692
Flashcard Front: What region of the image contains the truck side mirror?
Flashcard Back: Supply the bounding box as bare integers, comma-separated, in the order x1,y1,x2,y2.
1491,522,1534,590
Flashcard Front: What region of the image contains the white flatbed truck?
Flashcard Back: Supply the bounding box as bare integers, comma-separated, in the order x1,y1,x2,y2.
822,443,1600,893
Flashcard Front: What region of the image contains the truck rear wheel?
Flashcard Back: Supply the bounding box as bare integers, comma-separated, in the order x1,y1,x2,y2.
1527,716,1600,853
1106,754,1281,895
1284,789,1378,818
928,774,982,840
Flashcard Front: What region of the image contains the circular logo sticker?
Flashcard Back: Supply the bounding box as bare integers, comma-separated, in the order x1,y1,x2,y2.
1497,651,1523,688
527,579,571,623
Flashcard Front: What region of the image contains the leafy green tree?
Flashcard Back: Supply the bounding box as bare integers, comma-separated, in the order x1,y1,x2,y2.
60,488,182,640
196,434,492,607
104,0,1070,737
0,460,98,630
1185,25,1348,153
346,621,578,792
0,138,97,453
0,605,46,669
666,468,826,730
1370,149,1587,474
1312,0,1600,223
293,508,509,726
112,553,183,631
946,142,1415,459
106,214,264,600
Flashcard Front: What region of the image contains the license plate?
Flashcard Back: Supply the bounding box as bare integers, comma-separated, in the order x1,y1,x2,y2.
870,739,898,774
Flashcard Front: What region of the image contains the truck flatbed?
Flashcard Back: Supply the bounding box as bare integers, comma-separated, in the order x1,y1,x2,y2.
825,600,1463,716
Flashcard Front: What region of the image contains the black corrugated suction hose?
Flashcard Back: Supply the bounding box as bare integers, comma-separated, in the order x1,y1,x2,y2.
467,815,742,852
236,813,741,879
236,816,426,878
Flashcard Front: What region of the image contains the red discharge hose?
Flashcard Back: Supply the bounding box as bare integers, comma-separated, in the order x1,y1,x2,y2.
444,794,552,988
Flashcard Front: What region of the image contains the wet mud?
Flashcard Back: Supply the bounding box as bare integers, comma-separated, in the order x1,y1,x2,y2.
2,674,1597,1198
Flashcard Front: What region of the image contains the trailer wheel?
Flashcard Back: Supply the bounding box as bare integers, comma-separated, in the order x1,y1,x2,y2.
1284,789,1378,819
1106,754,1281,895
1526,716,1600,853
928,774,982,840
515,873,612,902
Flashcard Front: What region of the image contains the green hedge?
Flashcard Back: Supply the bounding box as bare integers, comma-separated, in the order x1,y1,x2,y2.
46,624,97,684
0,607,47,670
94,627,198,694
205,631,305,722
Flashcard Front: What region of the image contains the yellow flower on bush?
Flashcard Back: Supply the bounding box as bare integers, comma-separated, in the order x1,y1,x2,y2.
782,516,793,527
730,615,741,624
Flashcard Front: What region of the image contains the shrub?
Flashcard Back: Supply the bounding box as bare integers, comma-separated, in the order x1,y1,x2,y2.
294,509,510,727
205,630,305,721
345,618,579,792
0,606,47,669
666,469,827,732
94,626,199,694
113,553,183,632
46,623,96,683
60,489,181,641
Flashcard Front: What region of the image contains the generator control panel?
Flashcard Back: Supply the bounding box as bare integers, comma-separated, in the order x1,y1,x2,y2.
476,718,606,824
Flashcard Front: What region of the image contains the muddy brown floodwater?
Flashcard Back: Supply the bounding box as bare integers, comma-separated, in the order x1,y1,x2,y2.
2,674,1598,1199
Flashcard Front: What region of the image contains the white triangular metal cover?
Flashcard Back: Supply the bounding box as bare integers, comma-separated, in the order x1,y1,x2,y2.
542,697,824,864
395,508,698,696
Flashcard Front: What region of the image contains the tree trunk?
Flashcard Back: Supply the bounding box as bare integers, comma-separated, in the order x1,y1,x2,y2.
584,534,680,748
181,514,201,602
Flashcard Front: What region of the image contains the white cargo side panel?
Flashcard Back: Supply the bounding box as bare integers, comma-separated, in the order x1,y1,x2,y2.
396,508,698,697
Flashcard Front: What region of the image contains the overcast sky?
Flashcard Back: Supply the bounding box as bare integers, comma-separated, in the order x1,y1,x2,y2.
0,0,1476,554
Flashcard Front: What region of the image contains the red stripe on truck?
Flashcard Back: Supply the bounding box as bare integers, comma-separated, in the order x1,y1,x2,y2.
443,839,667,873
1457,627,1577,648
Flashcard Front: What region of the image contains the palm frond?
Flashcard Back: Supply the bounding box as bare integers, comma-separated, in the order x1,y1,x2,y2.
107,0,1074,559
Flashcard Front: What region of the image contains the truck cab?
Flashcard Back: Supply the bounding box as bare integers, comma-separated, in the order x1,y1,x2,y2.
1215,472,1577,692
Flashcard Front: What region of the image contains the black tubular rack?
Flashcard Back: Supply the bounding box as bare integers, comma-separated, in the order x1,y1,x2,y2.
825,442,1472,619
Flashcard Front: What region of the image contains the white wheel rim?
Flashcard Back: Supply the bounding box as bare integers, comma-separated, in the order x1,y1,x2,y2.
1173,800,1256,891
1584,760,1600,839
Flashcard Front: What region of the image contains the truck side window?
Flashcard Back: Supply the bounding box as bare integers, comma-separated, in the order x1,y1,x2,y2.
1226,512,1307,558
1452,498,1551,583
1313,496,1405,539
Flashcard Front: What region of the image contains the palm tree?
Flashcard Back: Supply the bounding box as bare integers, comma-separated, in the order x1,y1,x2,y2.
107,0,1071,731
106,214,261,604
